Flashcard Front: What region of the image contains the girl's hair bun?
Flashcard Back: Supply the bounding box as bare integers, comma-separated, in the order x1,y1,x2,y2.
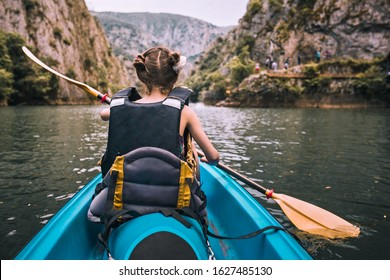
168,52,180,67
133,54,146,70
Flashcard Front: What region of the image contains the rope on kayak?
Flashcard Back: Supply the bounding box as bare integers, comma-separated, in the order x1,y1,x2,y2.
177,207,289,241
206,225,287,240
177,208,294,259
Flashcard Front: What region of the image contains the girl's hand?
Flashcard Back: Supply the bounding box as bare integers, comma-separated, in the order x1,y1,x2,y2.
100,108,110,121
199,152,218,166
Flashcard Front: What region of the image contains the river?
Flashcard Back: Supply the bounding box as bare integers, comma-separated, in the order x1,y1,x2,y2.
0,105,389,260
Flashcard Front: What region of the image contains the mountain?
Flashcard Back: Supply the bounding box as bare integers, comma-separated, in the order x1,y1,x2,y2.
187,0,390,107
0,0,128,105
91,12,232,80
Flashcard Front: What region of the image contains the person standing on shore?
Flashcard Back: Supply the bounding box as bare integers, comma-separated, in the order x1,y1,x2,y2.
271,60,277,70
316,49,321,63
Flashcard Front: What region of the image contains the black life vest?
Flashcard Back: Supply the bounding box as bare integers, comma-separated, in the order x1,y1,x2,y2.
89,86,206,223
101,86,191,177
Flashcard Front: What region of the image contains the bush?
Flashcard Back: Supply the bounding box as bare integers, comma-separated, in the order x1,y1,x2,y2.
236,35,256,54
53,27,63,40
303,64,319,78
244,0,263,22
22,0,39,12
229,46,255,86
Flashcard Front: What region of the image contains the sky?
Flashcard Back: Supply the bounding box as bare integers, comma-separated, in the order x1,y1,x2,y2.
85,0,249,26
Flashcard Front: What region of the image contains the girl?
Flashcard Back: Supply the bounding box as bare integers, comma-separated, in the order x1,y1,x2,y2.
99,46,219,172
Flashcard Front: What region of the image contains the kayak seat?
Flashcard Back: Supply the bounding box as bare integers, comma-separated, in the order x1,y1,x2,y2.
128,231,198,260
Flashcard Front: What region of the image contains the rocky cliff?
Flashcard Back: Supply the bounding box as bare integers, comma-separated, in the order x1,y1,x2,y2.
242,0,389,66
0,0,128,104
187,0,390,107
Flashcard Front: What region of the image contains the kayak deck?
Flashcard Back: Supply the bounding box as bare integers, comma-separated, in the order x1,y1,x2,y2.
15,162,312,260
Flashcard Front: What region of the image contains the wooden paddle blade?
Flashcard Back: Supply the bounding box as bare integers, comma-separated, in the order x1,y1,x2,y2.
21,46,105,100
272,193,360,239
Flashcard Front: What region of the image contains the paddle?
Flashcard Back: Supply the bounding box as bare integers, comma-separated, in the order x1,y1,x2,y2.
21,46,111,104
197,150,360,239
22,45,360,239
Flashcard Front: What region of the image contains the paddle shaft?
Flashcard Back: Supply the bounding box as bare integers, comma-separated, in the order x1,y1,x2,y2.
22,46,111,104
217,162,269,195
197,150,269,195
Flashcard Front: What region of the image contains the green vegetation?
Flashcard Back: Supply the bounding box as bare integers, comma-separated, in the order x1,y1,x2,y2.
275,21,290,43
83,58,94,72
21,0,40,12
0,69,14,101
302,76,332,95
65,67,77,79
236,35,256,54
0,31,59,105
53,27,63,40
22,0,44,22
239,55,389,107
229,46,255,86
96,66,109,89
187,43,255,103
243,0,263,22
353,76,387,101
292,57,388,99
269,0,284,10
317,57,384,74
302,64,319,78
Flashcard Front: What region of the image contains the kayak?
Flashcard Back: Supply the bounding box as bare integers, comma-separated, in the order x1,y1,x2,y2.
14,161,312,260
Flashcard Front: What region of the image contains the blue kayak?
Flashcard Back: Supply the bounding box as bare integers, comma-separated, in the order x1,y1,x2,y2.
14,162,312,260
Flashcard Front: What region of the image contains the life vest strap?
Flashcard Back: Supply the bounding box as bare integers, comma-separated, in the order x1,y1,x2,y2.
98,208,142,259
159,208,192,228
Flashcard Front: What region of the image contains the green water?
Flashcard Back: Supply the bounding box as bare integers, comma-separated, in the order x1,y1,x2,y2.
0,105,389,259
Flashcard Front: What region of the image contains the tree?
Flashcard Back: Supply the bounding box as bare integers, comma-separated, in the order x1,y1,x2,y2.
0,32,14,103
228,46,255,86
0,31,59,105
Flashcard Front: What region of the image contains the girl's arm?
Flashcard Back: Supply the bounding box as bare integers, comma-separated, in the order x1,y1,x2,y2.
182,106,219,165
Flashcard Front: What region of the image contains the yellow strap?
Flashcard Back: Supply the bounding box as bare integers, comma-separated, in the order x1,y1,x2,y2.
177,161,193,208
185,133,197,173
110,155,125,210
